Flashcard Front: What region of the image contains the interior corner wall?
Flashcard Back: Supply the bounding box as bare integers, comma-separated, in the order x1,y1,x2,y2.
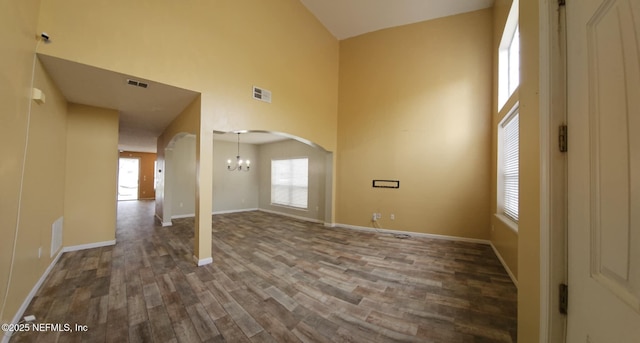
0,0,43,324
35,0,339,262
64,104,119,247
258,139,327,221
119,151,157,200
213,140,259,213
518,0,542,341
35,0,339,153
336,9,493,240
18,57,68,277
490,0,519,279
0,53,67,326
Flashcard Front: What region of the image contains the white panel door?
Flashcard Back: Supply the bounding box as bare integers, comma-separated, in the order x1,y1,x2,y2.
566,0,640,342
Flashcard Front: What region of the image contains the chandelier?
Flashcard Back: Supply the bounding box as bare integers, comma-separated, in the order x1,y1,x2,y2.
227,132,250,171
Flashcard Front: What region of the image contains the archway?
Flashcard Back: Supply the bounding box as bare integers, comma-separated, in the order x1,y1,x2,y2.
212,130,334,225
155,132,195,227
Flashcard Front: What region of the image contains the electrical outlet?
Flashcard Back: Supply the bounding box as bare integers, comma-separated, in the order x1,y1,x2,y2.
38,247,42,259
390,214,395,220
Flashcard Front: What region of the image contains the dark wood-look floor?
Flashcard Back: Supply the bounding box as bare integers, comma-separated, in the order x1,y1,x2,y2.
11,200,516,343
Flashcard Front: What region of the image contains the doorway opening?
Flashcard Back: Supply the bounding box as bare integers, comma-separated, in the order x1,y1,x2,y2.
118,157,140,201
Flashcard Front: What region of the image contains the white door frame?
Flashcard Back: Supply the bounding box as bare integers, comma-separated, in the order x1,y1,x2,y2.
539,0,568,342
118,157,141,201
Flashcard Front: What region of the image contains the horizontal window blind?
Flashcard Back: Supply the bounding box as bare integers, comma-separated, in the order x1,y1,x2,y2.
271,158,308,209
502,112,519,222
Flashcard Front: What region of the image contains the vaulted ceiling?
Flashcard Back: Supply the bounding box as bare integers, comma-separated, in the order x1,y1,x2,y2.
300,0,494,40
39,1,494,153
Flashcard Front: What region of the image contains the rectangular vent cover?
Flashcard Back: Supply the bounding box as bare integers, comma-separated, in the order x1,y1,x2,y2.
253,86,272,103
127,79,148,88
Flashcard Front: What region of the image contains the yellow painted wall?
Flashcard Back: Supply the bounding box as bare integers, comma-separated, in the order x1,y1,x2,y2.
0,49,68,325
490,0,519,279
0,0,42,324
336,9,493,239
36,0,339,152
20,58,69,277
258,139,328,221
37,0,340,256
64,104,119,247
4,2,545,339
491,1,541,340
518,0,541,341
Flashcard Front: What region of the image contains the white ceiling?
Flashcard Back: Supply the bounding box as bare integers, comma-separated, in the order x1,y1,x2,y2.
300,0,494,40
38,1,495,153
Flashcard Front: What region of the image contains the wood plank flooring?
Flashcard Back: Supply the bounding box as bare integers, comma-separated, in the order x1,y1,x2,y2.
11,200,516,342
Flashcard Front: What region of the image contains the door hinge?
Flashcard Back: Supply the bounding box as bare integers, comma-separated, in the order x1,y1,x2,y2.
559,0,566,6
559,125,568,152
559,283,568,314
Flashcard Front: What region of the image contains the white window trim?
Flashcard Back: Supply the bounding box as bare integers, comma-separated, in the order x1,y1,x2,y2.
495,213,519,233
497,103,519,229
498,0,520,111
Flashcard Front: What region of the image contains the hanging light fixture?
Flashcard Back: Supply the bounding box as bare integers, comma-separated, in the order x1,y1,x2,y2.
227,132,250,171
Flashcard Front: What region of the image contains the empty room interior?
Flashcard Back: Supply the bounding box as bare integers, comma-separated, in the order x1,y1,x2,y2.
2,0,603,342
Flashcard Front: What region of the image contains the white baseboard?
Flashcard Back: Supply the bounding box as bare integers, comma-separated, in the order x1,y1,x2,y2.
62,240,116,253
212,208,258,215
335,223,517,287
489,242,518,288
258,208,324,224
2,239,116,343
193,255,213,266
171,213,195,219
2,248,64,343
155,213,172,227
169,208,259,219
336,223,491,245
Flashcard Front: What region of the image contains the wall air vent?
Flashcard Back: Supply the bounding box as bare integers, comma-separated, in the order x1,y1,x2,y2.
252,86,272,103
126,79,149,89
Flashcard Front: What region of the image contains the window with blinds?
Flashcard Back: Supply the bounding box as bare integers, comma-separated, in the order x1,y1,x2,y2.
501,111,519,223
271,158,308,209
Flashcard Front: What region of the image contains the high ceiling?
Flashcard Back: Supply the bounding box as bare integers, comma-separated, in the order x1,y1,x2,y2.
300,0,494,40
39,1,494,153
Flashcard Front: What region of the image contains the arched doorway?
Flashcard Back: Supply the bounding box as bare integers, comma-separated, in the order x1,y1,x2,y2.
212,130,334,225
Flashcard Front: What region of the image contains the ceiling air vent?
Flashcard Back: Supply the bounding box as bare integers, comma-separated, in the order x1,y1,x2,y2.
126,79,149,89
253,86,272,103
